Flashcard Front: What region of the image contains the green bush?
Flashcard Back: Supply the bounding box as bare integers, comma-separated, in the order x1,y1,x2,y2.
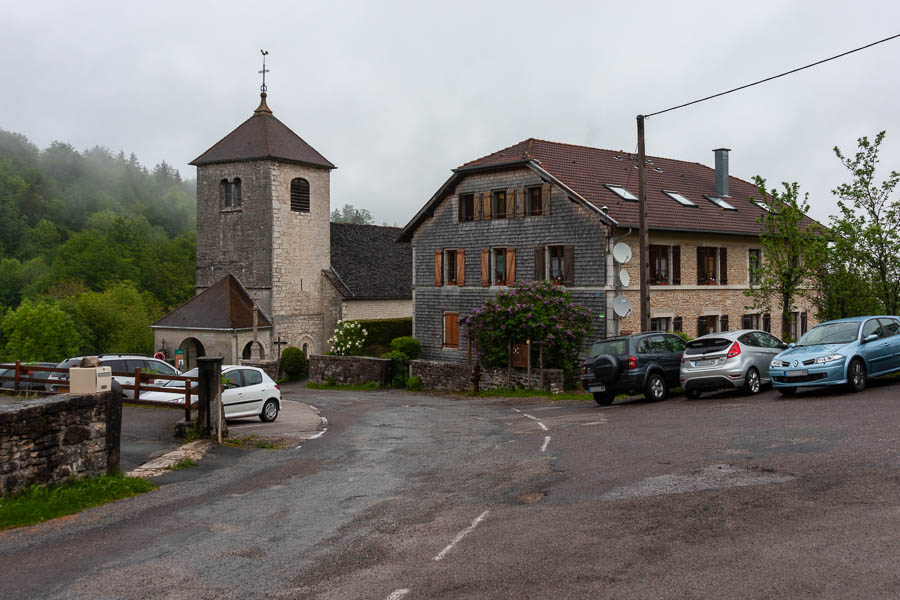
381,349,410,388
358,318,412,355
390,336,421,359
673,330,692,343
406,375,422,391
281,346,308,380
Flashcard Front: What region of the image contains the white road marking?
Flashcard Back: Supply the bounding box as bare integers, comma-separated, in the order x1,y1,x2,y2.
581,420,608,426
522,412,539,421
540,436,551,452
433,510,490,561
512,408,522,413
385,589,410,600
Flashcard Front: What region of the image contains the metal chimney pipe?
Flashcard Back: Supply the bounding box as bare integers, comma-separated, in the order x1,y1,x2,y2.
714,148,731,197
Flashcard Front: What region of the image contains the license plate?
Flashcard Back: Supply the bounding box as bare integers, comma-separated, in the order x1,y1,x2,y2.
786,369,808,377
589,384,605,392
693,359,715,367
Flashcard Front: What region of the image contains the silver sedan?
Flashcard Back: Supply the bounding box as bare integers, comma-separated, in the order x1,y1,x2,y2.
680,329,787,399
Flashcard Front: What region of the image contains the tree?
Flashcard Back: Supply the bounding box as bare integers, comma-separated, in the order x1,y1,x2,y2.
1,299,86,362
808,235,881,322
69,281,162,355
831,131,900,314
745,177,822,340
330,203,374,224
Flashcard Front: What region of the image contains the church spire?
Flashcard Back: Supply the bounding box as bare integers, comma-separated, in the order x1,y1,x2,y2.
254,50,272,115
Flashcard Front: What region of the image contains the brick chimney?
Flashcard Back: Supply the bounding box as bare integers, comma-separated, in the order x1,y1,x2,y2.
714,148,730,197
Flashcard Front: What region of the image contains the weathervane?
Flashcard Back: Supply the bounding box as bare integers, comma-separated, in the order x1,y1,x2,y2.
259,50,269,93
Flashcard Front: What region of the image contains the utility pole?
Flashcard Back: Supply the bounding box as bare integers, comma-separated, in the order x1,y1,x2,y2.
636,115,650,332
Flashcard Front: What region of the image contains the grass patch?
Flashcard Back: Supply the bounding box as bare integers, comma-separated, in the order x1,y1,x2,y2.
306,381,381,391
470,388,593,401
224,435,282,449
0,473,156,530
168,458,197,470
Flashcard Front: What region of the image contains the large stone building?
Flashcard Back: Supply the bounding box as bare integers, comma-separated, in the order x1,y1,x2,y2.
398,138,819,363
152,92,410,367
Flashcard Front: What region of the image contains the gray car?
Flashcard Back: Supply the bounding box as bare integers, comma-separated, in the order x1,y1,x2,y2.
680,329,787,399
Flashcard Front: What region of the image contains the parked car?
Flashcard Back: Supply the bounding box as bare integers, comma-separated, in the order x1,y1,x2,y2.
582,332,686,405
140,365,281,422
769,316,900,395
680,330,787,399
48,355,181,398
0,362,57,392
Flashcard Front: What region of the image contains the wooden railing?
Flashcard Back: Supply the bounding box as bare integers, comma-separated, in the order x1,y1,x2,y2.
0,362,198,421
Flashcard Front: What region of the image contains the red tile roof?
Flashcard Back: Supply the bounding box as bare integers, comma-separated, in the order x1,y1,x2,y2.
191,94,335,169
458,138,816,235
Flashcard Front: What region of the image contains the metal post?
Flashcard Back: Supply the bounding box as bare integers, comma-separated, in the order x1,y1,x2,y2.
526,339,531,388
637,115,650,333
197,357,223,437
507,341,512,388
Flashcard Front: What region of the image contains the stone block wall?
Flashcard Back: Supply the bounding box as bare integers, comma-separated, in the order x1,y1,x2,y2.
0,390,121,496
309,355,392,386
410,359,564,393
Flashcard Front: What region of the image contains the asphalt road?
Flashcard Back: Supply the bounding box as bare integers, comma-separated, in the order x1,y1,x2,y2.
2,378,900,599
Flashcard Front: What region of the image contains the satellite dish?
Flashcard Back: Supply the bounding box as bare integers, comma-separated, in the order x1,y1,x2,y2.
619,269,630,287
612,295,633,318
612,243,632,264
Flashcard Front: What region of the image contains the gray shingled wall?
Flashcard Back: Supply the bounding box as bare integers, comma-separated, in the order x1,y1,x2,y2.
411,168,610,363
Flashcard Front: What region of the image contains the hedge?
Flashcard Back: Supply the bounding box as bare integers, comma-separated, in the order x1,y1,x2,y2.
358,318,412,356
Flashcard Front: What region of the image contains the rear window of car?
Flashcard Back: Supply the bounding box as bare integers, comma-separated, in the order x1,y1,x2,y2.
637,335,670,354
589,339,628,357
147,360,176,375
685,338,732,355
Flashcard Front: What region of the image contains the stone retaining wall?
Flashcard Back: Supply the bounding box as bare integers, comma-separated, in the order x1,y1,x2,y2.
410,359,564,393
308,355,392,386
0,390,121,496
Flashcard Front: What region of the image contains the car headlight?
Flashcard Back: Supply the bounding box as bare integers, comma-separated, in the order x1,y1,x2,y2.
771,359,786,368
814,354,845,364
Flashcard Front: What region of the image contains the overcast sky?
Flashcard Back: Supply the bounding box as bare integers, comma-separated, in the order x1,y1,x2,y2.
2,1,898,226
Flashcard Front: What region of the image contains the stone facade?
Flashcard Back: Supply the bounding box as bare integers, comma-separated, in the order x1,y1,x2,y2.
410,359,564,392
308,355,392,386
342,299,413,321
411,168,610,363
0,390,121,496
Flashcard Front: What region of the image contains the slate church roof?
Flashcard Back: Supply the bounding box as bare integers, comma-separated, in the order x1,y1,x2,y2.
326,223,412,300
152,274,272,330
190,93,335,170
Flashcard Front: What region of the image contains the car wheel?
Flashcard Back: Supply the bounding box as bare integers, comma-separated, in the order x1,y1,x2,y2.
593,391,614,406
260,399,279,422
742,368,761,395
685,389,701,400
778,387,797,397
846,358,867,393
644,373,667,402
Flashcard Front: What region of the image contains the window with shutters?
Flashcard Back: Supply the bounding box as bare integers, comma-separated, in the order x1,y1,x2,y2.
697,315,719,337
650,317,671,332
720,314,729,331
492,190,507,219
763,313,771,333
748,249,761,284
535,245,573,285
443,313,459,348
649,245,669,284
526,186,543,216
494,248,508,285
673,316,683,333
443,249,465,286
742,313,761,330
459,193,475,222
549,245,565,282
290,178,310,213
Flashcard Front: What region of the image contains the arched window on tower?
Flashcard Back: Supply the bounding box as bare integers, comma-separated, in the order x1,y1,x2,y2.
220,178,232,208
232,177,242,207
290,178,310,213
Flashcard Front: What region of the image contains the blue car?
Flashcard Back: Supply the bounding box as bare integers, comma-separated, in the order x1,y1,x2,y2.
769,316,900,396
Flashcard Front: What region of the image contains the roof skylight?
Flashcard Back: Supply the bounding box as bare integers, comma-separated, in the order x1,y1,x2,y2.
705,195,737,210
663,190,697,207
604,184,638,201
752,199,773,213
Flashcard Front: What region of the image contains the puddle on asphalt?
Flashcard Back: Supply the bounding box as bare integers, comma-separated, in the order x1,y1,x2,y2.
599,464,795,501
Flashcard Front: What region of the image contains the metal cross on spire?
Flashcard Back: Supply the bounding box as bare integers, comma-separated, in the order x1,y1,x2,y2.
259,50,269,93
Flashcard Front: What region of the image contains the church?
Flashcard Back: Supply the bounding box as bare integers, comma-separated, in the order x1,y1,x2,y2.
151,88,411,369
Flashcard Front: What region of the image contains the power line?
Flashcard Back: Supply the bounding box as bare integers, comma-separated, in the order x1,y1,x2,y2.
643,32,900,119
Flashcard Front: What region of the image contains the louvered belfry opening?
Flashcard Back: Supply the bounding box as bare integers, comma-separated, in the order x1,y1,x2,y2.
290,177,310,212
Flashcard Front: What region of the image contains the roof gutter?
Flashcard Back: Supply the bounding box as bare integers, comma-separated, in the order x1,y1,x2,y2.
526,161,619,227
451,158,535,174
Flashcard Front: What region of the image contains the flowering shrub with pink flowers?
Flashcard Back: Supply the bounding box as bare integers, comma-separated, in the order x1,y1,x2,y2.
462,281,592,384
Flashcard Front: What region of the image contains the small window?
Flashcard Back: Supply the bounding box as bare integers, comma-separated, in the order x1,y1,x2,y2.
604,184,638,201
446,250,457,285
748,249,761,285
650,245,669,284
742,313,761,330
302,343,309,356
232,178,242,207
650,317,671,332
526,186,543,216
459,193,475,222
494,248,508,285
663,190,697,207
697,315,719,337
549,245,565,282
290,178,310,212
444,313,459,349
705,195,737,210
492,190,507,219
673,316,683,333
221,179,232,207
752,199,773,213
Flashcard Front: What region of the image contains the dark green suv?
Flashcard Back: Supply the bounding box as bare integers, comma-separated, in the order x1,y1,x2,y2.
581,332,687,405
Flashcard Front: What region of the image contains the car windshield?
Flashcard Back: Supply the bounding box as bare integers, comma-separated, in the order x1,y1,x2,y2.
796,322,860,346
589,339,628,356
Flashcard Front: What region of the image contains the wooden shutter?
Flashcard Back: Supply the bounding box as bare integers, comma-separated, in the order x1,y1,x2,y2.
697,316,707,337
434,250,443,286
672,246,681,285
563,245,575,285
444,313,459,349
506,188,515,218
763,313,771,333
720,315,729,331
697,247,706,284
534,246,546,280
483,192,492,220
517,188,526,217
801,311,808,335
474,193,483,221
456,249,465,286
541,183,552,215
719,247,728,285
506,248,516,284
673,316,683,333
481,249,490,286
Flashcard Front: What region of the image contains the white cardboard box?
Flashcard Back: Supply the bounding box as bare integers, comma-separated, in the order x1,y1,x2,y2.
69,366,112,394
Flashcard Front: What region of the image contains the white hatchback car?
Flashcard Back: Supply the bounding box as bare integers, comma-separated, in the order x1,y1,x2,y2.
141,365,282,422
